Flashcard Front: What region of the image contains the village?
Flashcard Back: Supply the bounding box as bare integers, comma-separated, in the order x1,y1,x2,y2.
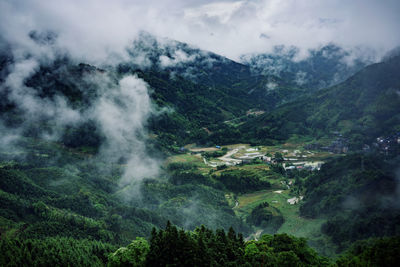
167,142,347,241
373,132,400,156
185,143,334,172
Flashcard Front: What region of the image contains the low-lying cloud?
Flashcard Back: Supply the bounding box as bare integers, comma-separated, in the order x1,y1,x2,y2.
92,75,160,189
1,0,399,63
0,32,160,199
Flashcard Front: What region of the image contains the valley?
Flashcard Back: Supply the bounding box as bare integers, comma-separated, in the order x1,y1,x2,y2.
1,4,400,264
167,141,344,254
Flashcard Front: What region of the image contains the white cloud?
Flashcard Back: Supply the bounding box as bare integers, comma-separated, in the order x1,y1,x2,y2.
1,0,399,63
159,49,197,68
92,75,159,192
3,58,82,139
266,81,278,91
184,1,245,24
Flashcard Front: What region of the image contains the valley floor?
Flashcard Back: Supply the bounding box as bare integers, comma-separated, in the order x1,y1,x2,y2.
167,142,342,255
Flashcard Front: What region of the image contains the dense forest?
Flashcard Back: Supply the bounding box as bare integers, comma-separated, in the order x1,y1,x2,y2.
2,222,399,266
300,154,400,250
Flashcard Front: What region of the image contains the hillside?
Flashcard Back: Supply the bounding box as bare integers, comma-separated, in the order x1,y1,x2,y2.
300,154,400,250
241,44,374,90
1,31,400,265
0,34,309,152
240,55,400,147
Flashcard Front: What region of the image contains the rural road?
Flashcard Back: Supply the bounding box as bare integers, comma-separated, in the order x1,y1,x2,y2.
218,146,244,165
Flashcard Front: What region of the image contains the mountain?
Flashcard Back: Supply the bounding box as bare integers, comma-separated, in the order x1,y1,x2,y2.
300,154,400,250
1,30,400,265
121,33,305,120
240,55,400,147
241,44,375,90
0,33,309,152
235,55,400,252
0,34,261,244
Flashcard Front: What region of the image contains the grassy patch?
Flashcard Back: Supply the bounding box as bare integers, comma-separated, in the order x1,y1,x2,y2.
166,154,208,168
235,188,337,255
236,189,325,237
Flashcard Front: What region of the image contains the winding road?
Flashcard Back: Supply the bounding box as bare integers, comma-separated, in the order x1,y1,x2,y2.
217,146,244,165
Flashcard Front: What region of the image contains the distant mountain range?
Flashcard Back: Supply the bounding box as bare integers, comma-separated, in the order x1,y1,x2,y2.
1,32,397,150
240,44,376,90
239,54,400,147
0,33,301,151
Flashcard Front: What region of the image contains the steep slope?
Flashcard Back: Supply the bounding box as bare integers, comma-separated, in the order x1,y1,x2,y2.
300,154,400,250
0,34,264,250
0,33,307,150
240,55,400,146
237,56,400,252
119,33,304,125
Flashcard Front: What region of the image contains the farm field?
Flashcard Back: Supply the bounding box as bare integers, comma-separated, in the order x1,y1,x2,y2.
165,142,342,255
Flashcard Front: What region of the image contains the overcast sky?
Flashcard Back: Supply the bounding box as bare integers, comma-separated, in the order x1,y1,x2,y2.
1,0,399,62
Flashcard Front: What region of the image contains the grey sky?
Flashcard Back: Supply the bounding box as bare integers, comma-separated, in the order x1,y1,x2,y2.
1,0,399,62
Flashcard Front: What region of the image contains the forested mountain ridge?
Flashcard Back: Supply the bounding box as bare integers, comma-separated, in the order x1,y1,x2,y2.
0,34,308,152
240,55,400,147
241,44,374,90
2,35,390,150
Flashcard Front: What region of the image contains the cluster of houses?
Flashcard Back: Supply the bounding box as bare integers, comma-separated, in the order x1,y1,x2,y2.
373,133,400,156
322,137,349,154
220,147,324,171
303,130,400,157
238,148,266,164
192,145,325,170
305,137,349,154
284,161,323,171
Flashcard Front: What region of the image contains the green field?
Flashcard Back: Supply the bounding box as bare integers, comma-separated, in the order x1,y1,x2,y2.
234,188,337,255
165,142,340,255
235,189,322,235
166,153,210,173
